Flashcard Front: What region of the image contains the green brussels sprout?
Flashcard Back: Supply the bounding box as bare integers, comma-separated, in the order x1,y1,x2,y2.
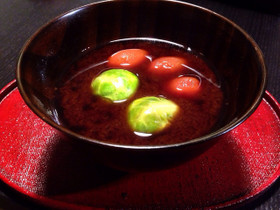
128,96,179,134
91,69,139,102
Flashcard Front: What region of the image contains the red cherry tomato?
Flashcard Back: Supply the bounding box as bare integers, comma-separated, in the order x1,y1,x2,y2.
167,76,201,97
108,49,149,68
149,56,187,78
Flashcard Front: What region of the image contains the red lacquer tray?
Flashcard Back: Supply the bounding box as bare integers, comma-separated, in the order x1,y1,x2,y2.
0,80,280,209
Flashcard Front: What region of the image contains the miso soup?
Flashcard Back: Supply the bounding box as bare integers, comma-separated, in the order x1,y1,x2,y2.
55,39,224,145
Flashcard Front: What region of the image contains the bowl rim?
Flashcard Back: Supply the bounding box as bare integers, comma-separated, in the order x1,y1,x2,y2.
16,0,267,150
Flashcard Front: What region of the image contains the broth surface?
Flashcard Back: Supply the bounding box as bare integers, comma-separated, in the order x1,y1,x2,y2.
56,39,224,145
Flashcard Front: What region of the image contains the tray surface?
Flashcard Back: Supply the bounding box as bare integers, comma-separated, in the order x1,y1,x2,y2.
0,80,280,209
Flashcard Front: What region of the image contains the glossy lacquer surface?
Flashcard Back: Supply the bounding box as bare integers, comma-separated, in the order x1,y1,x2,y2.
0,81,279,209
0,80,280,209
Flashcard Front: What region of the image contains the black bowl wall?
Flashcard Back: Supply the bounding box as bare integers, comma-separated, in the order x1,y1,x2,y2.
17,0,266,170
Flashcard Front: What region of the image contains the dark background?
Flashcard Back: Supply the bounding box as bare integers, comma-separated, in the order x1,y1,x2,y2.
0,0,279,209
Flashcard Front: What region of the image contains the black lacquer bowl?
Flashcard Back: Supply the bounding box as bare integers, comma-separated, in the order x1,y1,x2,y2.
16,0,266,171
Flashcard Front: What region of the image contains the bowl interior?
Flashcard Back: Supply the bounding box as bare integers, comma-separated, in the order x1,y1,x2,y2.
17,0,266,147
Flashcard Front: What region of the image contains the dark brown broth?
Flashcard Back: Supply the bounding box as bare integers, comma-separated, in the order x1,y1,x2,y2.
55,39,224,145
